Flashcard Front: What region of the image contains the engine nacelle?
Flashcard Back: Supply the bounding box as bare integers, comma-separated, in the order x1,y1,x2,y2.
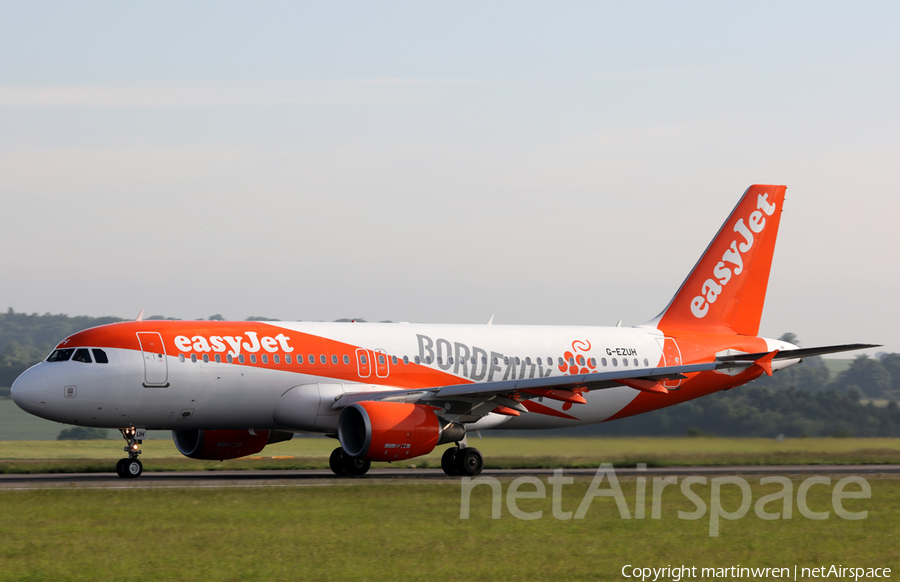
338,401,464,461
173,429,293,461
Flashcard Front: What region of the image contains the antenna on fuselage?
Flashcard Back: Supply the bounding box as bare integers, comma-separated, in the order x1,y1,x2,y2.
486,314,494,325
135,309,144,322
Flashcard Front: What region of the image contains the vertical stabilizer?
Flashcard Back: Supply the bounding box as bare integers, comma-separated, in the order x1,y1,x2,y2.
654,185,787,336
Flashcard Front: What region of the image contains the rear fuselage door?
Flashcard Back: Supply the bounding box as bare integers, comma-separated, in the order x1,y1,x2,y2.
137,331,169,387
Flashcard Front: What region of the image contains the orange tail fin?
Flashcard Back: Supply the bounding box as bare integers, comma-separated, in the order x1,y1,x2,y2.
653,184,787,336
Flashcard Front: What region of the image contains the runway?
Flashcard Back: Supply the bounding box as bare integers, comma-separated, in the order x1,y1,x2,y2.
2,465,900,490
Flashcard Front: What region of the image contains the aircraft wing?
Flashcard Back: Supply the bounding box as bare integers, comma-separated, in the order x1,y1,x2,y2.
332,343,878,423
332,361,718,422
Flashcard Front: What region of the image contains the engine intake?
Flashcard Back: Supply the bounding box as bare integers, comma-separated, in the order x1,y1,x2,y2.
338,401,465,461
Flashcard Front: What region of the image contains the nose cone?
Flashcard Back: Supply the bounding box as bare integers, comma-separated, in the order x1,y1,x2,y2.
11,366,49,414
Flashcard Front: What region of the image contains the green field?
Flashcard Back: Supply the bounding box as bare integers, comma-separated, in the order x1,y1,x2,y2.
1,436,899,474
1,475,898,581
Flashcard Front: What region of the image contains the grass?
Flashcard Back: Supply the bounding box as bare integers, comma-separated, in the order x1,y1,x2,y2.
0,437,899,474
0,476,898,581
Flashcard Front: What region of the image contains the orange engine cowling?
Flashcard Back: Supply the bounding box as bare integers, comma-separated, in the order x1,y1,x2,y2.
338,402,443,461
173,429,292,461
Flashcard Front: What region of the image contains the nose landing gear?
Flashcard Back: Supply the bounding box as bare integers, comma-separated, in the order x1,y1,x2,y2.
116,427,144,478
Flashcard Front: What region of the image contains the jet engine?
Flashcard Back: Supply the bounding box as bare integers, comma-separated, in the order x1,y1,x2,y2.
173,429,294,461
337,401,465,461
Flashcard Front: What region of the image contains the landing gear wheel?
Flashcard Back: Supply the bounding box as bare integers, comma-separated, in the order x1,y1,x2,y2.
124,458,143,478
456,447,484,476
348,458,371,476
329,447,351,476
441,447,460,476
117,427,145,479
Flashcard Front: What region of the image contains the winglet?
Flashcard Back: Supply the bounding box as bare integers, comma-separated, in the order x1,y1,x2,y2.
135,309,144,322
751,350,778,377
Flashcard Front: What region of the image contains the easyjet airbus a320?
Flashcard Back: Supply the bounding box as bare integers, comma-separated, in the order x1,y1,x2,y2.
11,185,876,478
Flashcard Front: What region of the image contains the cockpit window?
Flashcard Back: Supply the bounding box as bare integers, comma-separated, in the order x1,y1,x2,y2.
92,349,109,364
47,348,75,362
72,348,92,363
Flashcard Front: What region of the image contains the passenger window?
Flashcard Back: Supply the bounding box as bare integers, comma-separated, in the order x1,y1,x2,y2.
438,357,443,366
295,354,302,364
493,357,498,365
503,357,508,365
331,355,338,365
261,355,268,364
343,355,350,364
273,355,280,364
179,354,185,363
379,355,385,365
72,348,92,363
558,357,564,367
515,357,520,365
526,357,532,366
239,355,245,364
634,358,639,367
320,355,326,365
403,356,409,364
448,356,453,365
602,358,607,366
92,349,109,364
415,356,420,364
215,354,221,363
47,348,75,362
203,354,210,363
577,355,584,366
391,355,397,365
623,358,628,367
643,358,649,366
482,357,487,365
589,358,596,367
285,355,292,364
426,356,432,364
612,358,618,367
568,357,575,366
537,357,542,365
250,355,257,364
191,354,198,363
308,354,314,364
227,355,233,363
360,355,367,365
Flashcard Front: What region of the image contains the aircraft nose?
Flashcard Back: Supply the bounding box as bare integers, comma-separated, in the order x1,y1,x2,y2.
11,367,49,413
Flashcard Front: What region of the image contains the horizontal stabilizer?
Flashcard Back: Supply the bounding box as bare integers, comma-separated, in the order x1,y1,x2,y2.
716,343,879,364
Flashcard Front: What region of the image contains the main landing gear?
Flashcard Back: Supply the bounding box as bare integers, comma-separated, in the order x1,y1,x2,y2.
441,445,484,477
329,447,371,476
116,427,144,479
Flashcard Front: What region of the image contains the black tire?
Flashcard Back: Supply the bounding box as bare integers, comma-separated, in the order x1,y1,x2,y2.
115,458,128,478
348,458,371,476
456,447,484,476
124,459,143,479
441,447,460,476
329,447,351,476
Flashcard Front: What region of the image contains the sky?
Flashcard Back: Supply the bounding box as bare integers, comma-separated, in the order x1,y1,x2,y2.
1,2,898,355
